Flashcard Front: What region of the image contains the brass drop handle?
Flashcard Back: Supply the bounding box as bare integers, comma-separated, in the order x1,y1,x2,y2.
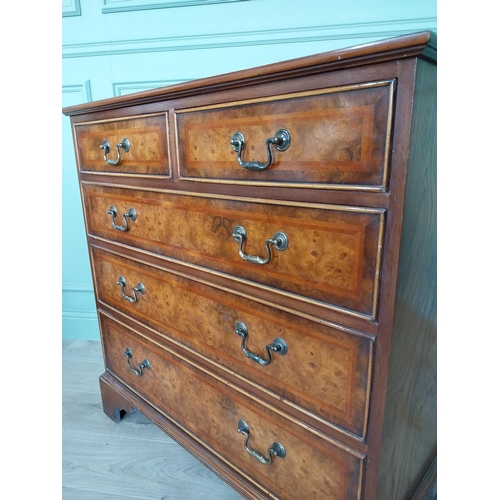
99,138,131,166
107,205,137,231
124,347,151,376
230,129,291,171
234,322,288,366
232,225,288,265
117,275,145,303
237,420,286,466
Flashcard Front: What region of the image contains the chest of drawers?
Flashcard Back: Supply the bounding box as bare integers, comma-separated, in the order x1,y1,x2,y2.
63,31,436,500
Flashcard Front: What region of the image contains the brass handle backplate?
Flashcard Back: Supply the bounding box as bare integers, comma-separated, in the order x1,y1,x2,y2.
237,420,286,466
107,205,137,231
117,275,145,303
234,321,288,366
230,129,290,171
123,347,151,376
100,138,131,166
232,225,288,265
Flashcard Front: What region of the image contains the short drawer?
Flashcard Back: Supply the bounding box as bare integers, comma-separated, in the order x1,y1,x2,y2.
91,246,374,439
176,80,394,190
100,312,365,500
74,114,170,176
83,184,385,319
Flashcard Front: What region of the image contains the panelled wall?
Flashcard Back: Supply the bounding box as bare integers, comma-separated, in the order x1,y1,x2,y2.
62,0,437,340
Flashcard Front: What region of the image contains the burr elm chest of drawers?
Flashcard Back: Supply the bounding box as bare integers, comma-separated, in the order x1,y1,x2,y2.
63,32,437,500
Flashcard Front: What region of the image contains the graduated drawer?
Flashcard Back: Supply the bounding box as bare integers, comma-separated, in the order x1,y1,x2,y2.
100,312,365,500
83,184,385,319
74,114,170,177
176,80,394,190
91,246,373,439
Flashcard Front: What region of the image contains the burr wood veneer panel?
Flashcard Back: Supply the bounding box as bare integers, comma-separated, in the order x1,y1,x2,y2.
74,114,170,176
176,81,394,190
83,184,385,319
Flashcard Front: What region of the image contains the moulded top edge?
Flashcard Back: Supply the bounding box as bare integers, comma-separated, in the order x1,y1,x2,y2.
62,31,435,117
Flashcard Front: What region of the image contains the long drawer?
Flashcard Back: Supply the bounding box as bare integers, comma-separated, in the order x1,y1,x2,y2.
176,80,394,190
100,311,365,500
83,184,385,319
91,246,374,439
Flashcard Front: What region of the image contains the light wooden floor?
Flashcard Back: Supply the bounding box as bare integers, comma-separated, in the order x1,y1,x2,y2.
62,339,436,500
62,338,243,500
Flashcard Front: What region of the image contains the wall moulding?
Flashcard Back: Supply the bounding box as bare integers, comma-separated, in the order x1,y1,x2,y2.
63,0,82,17
102,0,247,14
63,81,93,102
62,17,437,58
113,79,190,96
62,283,95,293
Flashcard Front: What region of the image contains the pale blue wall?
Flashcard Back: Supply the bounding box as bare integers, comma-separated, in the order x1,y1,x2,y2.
62,0,436,340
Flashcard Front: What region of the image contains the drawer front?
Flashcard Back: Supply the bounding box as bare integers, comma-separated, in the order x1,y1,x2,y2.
176,80,394,190
74,114,170,176
92,246,373,439
83,184,385,319
101,312,365,500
